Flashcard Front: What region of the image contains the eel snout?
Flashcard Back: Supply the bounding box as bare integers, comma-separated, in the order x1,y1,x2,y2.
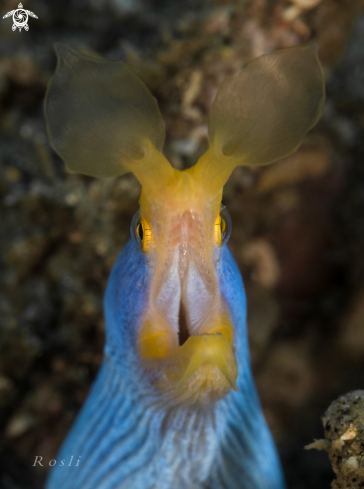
138,210,237,403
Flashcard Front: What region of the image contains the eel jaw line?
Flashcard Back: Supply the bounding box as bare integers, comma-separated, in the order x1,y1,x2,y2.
138,211,238,402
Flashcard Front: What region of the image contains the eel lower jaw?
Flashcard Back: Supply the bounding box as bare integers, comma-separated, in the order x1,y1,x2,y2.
139,318,238,403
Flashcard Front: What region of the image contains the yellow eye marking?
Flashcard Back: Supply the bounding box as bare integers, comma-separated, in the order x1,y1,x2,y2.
137,216,152,253
214,214,226,245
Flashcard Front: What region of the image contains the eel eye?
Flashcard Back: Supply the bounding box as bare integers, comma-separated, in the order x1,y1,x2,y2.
131,211,152,253
214,205,232,246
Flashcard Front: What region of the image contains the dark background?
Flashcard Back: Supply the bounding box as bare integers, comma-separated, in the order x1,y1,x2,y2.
1,0,364,487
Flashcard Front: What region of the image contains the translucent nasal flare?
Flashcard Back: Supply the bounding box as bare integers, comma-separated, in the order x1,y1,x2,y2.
45,44,172,187
192,44,325,192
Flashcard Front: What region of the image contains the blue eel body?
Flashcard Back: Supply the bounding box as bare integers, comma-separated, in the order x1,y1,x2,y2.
44,42,325,489
46,239,286,489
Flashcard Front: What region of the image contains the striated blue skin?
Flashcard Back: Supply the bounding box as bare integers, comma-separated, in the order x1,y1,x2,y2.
46,239,286,489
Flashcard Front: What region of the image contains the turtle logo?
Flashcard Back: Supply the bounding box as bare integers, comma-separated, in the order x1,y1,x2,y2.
2,3,38,31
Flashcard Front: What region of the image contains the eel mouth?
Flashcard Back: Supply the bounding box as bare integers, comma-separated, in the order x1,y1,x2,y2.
138,221,238,401
139,306,238,402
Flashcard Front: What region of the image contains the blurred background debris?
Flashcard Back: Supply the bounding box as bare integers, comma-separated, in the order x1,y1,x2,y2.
1,0,364,487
